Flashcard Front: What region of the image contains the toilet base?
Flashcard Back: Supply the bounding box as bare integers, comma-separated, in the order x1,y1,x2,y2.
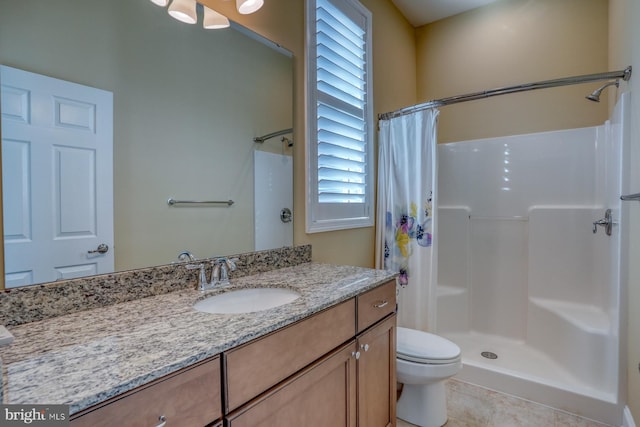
397,381,447,427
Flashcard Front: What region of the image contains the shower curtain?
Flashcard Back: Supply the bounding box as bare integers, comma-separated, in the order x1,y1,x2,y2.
375,109,439,332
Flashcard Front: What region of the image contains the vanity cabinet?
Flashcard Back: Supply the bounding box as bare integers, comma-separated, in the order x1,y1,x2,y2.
226,280,397,427
70,357,222,427
225,315,395,427
69,280,396,427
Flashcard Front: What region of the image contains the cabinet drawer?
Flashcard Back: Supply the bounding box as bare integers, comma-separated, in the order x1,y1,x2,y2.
71,357,222,427
225,299,356,412
357,280,396,333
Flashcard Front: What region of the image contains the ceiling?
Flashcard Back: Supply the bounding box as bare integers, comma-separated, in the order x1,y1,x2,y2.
392,0,498,27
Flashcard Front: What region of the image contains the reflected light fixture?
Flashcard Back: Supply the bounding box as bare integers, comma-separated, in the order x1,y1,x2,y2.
236,0,264,14
168,0,198,24
203,6,230,29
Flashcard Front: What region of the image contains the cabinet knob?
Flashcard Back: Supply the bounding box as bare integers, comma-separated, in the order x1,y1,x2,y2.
155,415,167,427
352,351,361,360
373,300,388,308
361,343,370,352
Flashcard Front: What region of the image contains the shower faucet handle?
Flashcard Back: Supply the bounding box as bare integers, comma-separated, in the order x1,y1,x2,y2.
592,209,612,236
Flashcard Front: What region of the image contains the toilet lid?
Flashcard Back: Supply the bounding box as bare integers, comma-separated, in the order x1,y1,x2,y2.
397,327,461,363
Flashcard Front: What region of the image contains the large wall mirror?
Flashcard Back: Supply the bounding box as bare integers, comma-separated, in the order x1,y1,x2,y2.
0,0,293,288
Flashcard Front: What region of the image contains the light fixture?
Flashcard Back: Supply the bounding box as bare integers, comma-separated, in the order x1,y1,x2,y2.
203,6,230,29
236,0,264,15
151,0,263,29
168,0,198,24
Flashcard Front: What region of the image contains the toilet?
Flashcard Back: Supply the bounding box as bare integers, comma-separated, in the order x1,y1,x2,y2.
396,327,462,427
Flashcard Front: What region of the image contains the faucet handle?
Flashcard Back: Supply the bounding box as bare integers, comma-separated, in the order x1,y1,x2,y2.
219,263,230,283
185,263,208,291
592,208,613,236
209,257,238,285
210,261,221,285
225,258,238,272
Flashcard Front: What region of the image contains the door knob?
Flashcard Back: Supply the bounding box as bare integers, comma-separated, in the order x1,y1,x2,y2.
88,243,109,254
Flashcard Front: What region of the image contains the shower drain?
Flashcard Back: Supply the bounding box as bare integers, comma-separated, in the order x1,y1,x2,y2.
481,351,498,360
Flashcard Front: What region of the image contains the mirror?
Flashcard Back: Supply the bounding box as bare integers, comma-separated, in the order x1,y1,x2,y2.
0,0,293,287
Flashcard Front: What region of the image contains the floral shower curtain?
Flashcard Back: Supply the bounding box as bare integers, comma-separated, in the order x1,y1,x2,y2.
375,108,439,332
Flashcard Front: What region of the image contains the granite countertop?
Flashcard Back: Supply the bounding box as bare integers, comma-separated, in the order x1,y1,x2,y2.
0,263,396,414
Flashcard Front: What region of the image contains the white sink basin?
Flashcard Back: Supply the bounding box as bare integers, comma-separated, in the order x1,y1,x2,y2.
193,287,301,314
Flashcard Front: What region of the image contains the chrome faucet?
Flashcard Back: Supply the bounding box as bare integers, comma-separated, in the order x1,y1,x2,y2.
187,257,238,291
210,257,238,286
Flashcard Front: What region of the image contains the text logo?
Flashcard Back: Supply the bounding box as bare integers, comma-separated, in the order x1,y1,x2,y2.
1,405,69,426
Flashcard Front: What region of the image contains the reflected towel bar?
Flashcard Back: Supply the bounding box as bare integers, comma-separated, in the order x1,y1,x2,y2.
621,193,640,201
167,198,234,206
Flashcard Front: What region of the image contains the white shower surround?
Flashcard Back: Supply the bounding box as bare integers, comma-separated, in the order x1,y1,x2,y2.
436,94,629,425
253,150,293,251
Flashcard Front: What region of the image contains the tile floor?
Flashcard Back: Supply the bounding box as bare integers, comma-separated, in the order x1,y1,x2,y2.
396,379,613,427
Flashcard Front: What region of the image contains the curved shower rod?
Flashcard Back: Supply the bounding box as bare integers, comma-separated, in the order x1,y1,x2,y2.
379,66,632,121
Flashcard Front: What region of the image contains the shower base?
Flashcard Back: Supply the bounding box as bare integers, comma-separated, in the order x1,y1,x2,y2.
443,331,621,425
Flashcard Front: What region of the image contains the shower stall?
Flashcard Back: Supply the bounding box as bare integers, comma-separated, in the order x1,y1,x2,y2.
436,94,629,425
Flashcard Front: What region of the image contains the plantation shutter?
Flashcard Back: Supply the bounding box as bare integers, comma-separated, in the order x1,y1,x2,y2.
306,0,373,232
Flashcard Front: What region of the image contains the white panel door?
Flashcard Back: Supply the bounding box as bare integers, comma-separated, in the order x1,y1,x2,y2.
254,150,293,251
1,65,114,287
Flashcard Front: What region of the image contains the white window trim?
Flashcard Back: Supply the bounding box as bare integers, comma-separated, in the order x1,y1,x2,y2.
305,0,374,234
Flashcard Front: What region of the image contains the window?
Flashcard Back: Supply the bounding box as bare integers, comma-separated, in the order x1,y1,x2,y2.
306,0,373,233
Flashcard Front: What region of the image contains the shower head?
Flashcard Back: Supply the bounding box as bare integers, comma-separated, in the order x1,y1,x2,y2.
586,80,619,102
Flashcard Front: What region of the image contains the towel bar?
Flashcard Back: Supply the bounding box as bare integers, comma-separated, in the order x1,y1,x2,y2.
167,198,234,206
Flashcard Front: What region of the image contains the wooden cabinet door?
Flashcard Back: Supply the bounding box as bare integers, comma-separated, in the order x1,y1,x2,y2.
357,314,396,427
227,341,357,427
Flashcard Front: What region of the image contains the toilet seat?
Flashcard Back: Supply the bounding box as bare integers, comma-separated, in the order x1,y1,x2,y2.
397,327,461,364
